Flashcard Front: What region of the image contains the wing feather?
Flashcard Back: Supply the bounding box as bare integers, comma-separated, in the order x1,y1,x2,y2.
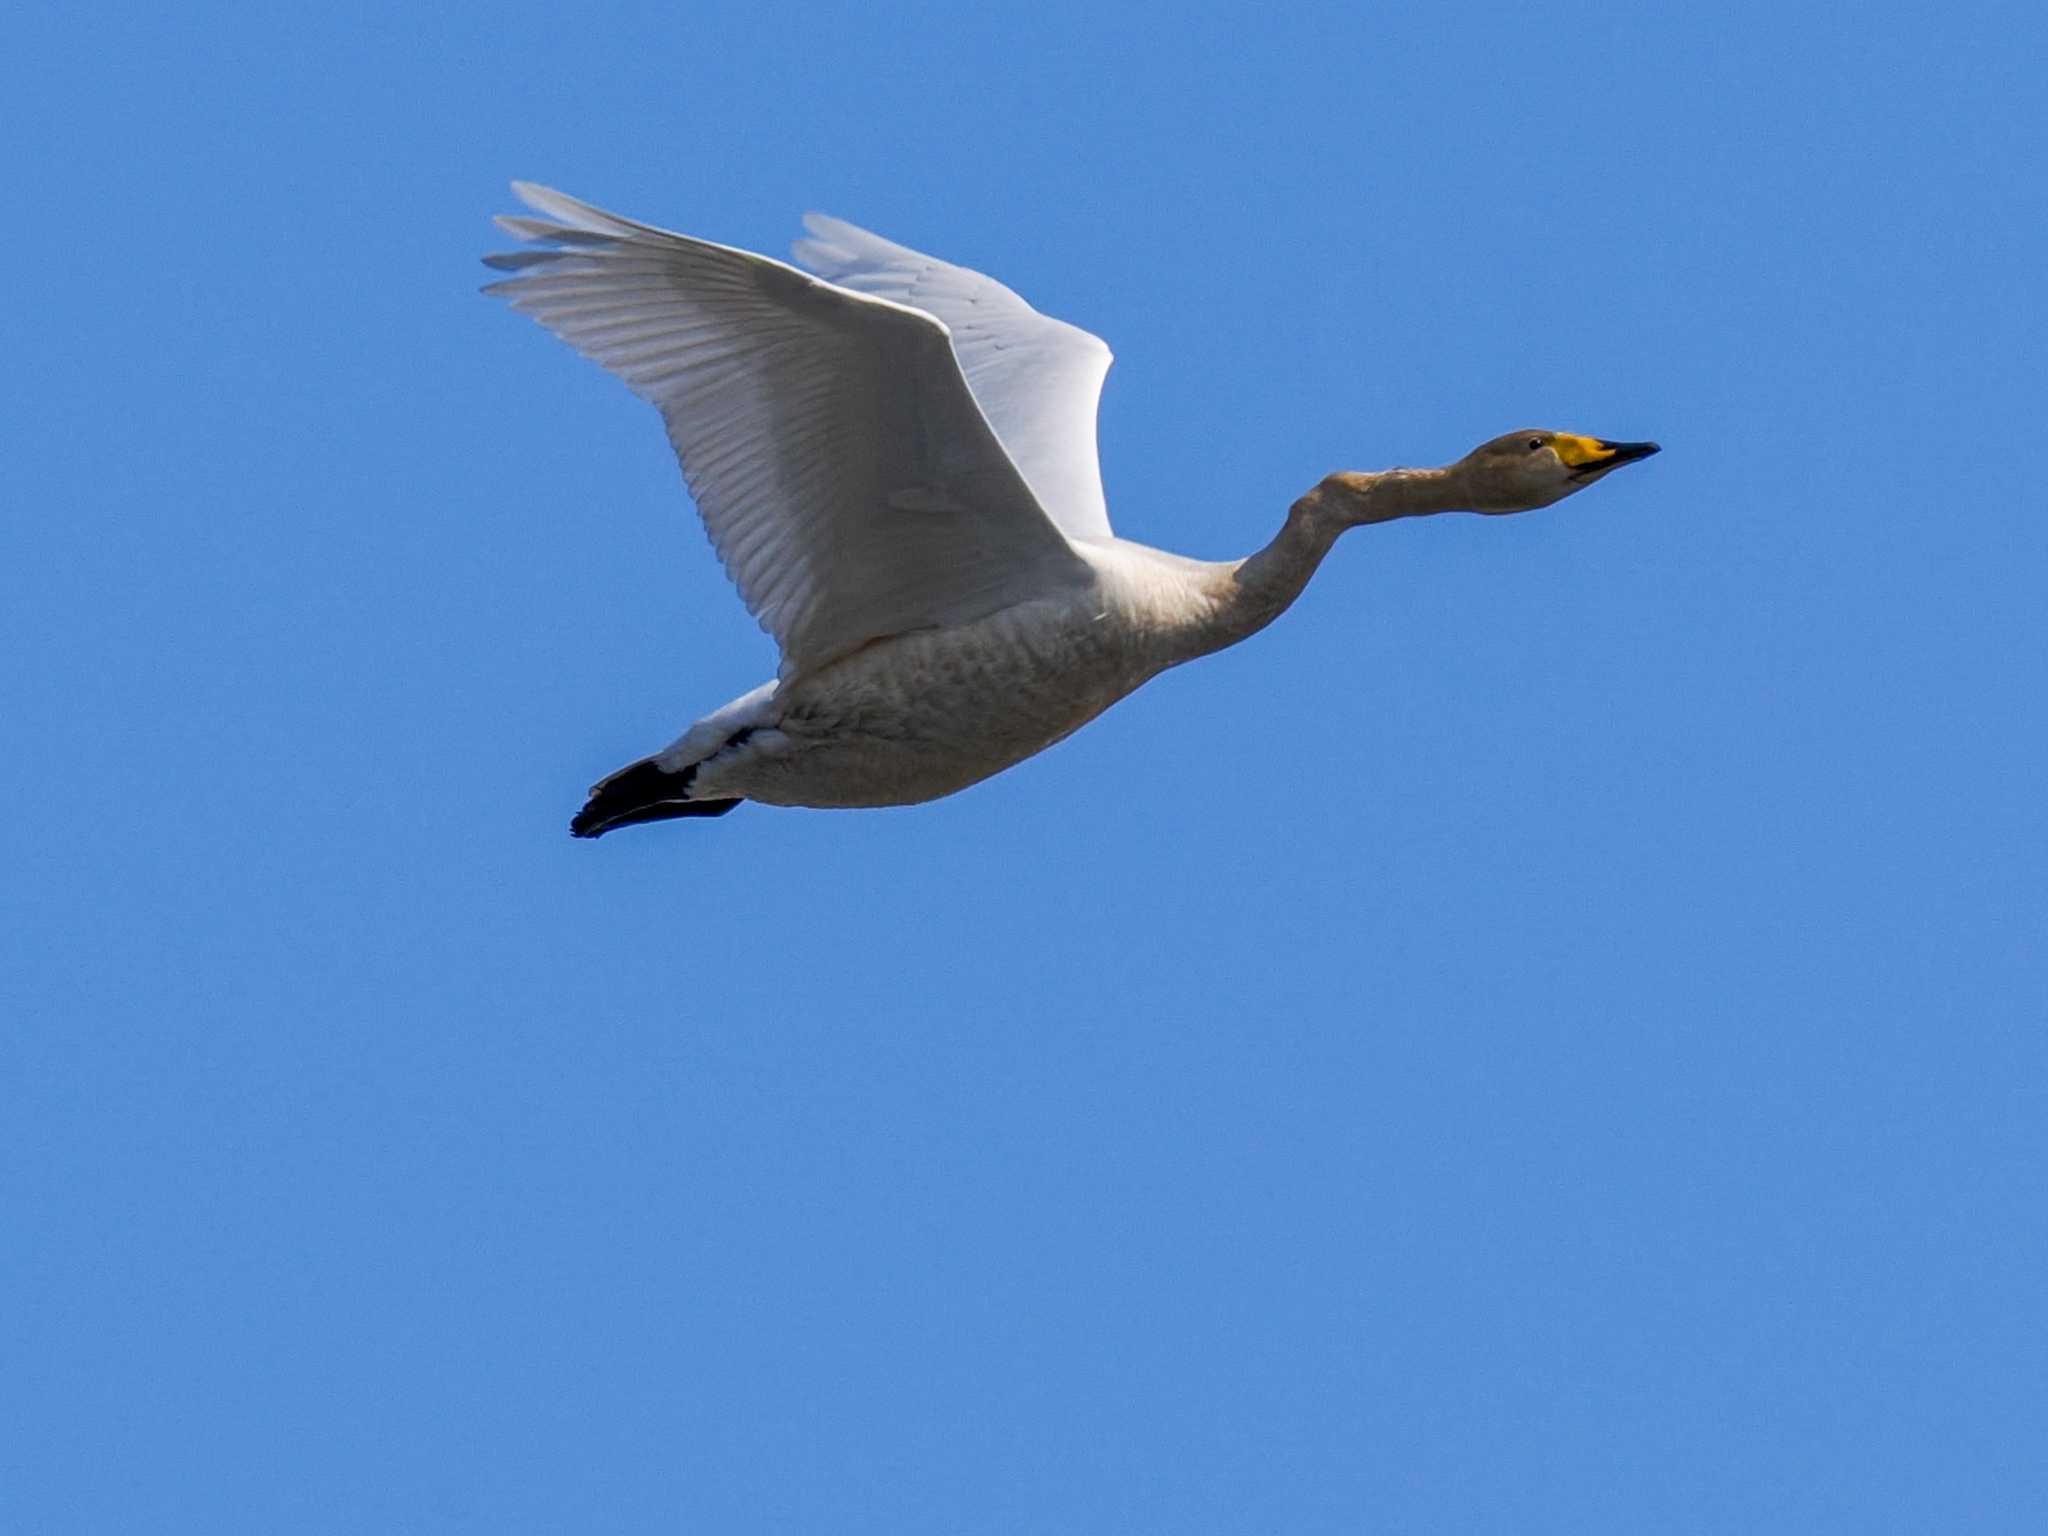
484,184,1091,678
792,214,1115,542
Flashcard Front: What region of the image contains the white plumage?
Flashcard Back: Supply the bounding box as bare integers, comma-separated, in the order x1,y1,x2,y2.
790,212,1116,542
488,183,1092,680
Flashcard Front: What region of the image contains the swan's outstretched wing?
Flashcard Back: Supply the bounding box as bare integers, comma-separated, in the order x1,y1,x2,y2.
792,215,1115,543
483,184,1093,679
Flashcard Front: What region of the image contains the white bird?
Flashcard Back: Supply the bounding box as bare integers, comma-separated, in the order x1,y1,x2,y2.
484,184,1659,835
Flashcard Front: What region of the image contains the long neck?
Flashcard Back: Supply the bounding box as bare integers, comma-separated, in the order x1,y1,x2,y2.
1182,466,1466,657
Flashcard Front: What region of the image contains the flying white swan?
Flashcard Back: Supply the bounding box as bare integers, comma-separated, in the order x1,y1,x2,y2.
484,184,1659,835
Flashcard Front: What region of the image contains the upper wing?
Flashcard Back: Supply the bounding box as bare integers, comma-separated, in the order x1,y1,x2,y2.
792,214,1115,542
483,184,1093,679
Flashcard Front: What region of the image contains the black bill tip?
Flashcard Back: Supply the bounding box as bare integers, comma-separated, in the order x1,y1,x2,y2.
1600,440,1661,465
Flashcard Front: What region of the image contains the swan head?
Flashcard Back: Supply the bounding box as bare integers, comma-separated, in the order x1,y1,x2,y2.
1457,430,1661,514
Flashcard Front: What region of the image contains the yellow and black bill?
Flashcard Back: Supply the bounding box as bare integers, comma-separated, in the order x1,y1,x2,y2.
1553,435,1662,475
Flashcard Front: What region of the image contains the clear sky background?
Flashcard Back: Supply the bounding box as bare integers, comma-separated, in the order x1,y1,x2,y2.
5,2,2044,1531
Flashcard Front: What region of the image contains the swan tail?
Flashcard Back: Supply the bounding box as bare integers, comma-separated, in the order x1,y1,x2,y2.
570,756,741,838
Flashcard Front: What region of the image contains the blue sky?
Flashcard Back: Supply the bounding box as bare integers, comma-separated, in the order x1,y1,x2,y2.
5,1,2045,1530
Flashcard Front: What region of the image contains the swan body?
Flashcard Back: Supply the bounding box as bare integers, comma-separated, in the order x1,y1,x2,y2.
689,540,1225,809
483,185,1659,834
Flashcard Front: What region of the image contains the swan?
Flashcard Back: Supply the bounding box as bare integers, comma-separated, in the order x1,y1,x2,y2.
483,184,1659,835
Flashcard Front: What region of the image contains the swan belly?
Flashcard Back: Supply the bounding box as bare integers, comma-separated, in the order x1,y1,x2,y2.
694,597,1156,809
